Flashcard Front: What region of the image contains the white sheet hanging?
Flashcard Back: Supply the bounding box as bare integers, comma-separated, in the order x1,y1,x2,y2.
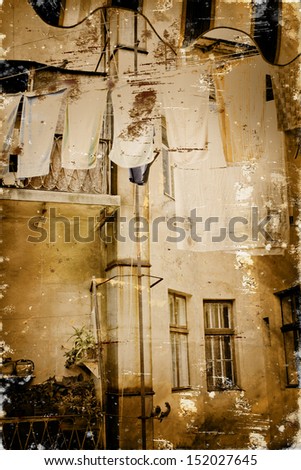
272,57,301,132
214,55,267,163
159,66,210,169
0,93,22,176
17,89,66,178
61,85,107,170
172,97,288,254
208,102,227,169
109,79,158,168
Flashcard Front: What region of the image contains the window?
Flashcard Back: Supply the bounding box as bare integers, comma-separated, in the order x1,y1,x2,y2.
162,118,175,199
29,0,65,27
169,292,190,390
277,286,301,387
204,300,237,391
265,75,274,101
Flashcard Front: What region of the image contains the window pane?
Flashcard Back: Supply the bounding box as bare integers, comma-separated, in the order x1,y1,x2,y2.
175,296,187,326
283,330,300,386
169,293,187,326
169,294,175,325
162,147,170,195
163,147,174,198
178,334,190,387
281,296,294,324
205,335,235,390
223,335,232,359
204,302,232,328
204,303,218,328
170,333,178,387
170,331,189,389
223,305,230,328
280,289,301,387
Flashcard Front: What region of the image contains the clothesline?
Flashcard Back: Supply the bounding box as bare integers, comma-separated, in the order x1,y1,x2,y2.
0,47,266,84
1,54,298,178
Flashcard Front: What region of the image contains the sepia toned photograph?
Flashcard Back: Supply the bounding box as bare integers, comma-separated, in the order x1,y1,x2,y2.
0,0,300,453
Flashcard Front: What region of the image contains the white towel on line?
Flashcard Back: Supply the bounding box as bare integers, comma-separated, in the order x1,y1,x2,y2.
17,89,66,178
214,55,267,163
61,86,107,170
159,66,210,169
172,99,288,254
109,79,158,168
0,93,22,176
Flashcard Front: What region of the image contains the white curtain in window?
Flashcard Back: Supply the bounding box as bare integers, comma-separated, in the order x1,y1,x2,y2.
17,89,66,178
0,93,22,176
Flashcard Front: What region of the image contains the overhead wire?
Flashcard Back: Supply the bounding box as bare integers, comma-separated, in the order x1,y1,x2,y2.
5,6,177,57
6,4,301,67
0,48,266,84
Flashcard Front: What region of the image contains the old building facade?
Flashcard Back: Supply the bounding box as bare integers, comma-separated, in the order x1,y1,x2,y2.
1,0,300,450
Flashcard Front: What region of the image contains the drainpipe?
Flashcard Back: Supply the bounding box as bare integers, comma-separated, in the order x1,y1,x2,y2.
91,276,106,449
135,184,147,450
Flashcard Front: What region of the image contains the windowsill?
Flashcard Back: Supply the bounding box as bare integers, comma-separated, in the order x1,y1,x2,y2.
207,386,243,393
172,386,192,393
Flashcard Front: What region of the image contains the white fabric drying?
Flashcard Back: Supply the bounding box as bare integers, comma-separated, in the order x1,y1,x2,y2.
0,93,22,176
214,55,267,163
109,79,158,168
17,89,66,178
159,66,210,169
172,96,288,254
61,85,107,170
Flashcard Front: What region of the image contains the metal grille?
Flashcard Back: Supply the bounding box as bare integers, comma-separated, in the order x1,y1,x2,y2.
3,138,111,195
1,415,104,450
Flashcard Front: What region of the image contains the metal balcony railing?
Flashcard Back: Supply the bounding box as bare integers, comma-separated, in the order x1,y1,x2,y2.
1,414,104,450
2,138,112,195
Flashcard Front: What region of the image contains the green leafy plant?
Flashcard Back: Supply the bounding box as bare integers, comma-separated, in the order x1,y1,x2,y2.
64,326,98,368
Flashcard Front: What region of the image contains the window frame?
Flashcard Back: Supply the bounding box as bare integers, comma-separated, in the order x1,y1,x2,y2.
276,286,301,388
169,291,190,391
203,300,238,391
162,117,175,200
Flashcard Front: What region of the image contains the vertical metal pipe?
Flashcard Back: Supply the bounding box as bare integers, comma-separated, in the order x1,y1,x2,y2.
134,12,138,74
91,276,106,450
135,185,147,449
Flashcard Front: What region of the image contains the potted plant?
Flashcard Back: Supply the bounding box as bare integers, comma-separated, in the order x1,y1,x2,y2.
63,326,98,368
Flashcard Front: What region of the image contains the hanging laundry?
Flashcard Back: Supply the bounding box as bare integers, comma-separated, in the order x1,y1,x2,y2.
172,94,288,254
0,93,22,177
109,79,157,168
256,99,289,249
159,65,210,169
17,89,66,178
61,85,107,170
272,57,301,132
208,102,227,169
214,55,267,163
129,164,151,185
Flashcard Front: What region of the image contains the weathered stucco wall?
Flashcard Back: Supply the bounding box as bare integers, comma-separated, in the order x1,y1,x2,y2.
1,200,103,383
1,0,300,451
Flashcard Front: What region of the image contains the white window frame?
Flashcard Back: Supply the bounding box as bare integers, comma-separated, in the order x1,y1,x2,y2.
204,300,237,391
162,117,175,199
169,291,190,390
